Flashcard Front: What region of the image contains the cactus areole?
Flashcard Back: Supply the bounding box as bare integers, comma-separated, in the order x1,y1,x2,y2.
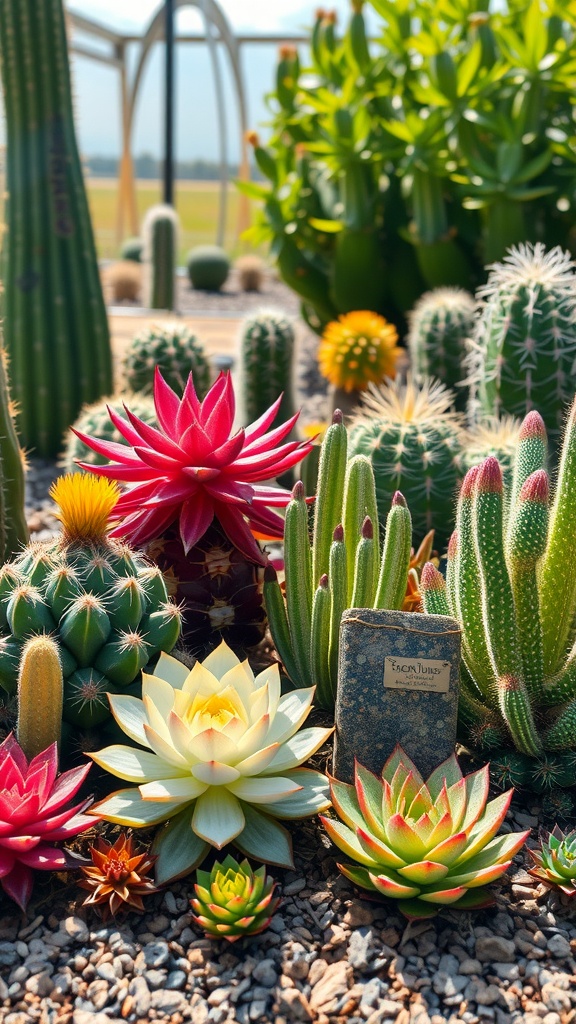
0,0,112,456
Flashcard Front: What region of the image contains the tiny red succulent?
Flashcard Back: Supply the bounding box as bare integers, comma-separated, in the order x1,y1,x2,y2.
79,833,158,918
0,734,94,910
76,370,314,564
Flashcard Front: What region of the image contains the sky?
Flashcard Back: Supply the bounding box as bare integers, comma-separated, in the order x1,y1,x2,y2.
68,0,352,163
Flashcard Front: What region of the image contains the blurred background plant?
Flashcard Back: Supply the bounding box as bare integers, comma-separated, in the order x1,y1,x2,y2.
242,0,576,335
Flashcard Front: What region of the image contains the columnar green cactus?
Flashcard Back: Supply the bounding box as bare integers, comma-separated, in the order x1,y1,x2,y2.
0,345,28,562
61,395,158,473
142,205,179,311
239,311,295,427
17,635,63,759
421,401,576,793
407,288,475,407
0,0,113,456
264,411,412,709
122,324,210,398
0,476,181,747
467,244,576,443
348,377,464,545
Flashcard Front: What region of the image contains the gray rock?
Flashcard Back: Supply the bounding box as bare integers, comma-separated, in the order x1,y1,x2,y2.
166,969,187,990
432,971,467,997
348,927,374,973
144,968,167,989
95,962,117,983
546,934,572,959
150,990,187,1012
128,976,151,1016
249,999,268,1020
24,972,53,997
61,917,89,944
0,943,18,967
459,959,482,975
491,963,520,981
143,940,170,968
475,936,516,963
252,958,277,987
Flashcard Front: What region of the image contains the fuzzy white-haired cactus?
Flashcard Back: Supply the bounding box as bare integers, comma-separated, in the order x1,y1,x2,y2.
466,244,576,443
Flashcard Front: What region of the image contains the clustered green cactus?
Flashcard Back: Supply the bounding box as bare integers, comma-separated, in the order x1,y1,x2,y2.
348,378,464,546
142,205,179,311
0,476,181,743
239,310,295,427
467,244,576,444
422,400,576,793
61,395,158,473
122,324,210,398
264,410,412,709
407,288,475,409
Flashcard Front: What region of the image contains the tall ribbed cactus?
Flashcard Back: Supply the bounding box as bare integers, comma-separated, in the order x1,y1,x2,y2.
17,635,63,759
0,0,112,456
264,411,412,709
142,205,179,311
422,402,576,795
239,310,295,427
467,244,576,443
0,344,28,562
348,377,464,546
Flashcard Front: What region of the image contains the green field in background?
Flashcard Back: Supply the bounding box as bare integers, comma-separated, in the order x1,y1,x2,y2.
86,178,251,262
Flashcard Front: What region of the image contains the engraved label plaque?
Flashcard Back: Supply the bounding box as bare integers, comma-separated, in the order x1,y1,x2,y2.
333,608,461,783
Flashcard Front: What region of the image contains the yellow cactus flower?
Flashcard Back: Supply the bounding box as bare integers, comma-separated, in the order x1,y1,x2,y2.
318,311,401,393
50,474,120,543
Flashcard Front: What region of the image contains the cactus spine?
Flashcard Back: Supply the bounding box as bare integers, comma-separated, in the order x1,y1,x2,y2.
240,311,295,427
264,411,412,709
348,377,464,545
0,344,28,561
142,204,179,310
422,400,576,793
0,0,113,456
17,635,63,759
407,288,475,408
467,244,576,444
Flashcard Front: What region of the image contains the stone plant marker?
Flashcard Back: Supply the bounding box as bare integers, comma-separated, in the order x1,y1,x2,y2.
333,608,461,783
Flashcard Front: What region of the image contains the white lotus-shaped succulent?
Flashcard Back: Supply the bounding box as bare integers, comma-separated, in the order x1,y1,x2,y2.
90,641,332,883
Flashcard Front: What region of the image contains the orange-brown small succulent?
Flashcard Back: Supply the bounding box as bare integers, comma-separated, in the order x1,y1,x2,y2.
79,834,158,919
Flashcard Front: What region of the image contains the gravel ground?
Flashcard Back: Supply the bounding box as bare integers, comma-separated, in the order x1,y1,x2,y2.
7,432,576,1024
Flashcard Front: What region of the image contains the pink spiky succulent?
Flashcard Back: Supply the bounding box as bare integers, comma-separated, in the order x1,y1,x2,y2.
75,370,313,564
0,735,95,910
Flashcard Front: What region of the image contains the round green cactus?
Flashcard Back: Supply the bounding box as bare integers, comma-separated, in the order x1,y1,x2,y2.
186,245,230,291
122,324,210,398
61,394,158,472
468,244,576,444
348,377,464,545
0,476,181,737
407,287,475,409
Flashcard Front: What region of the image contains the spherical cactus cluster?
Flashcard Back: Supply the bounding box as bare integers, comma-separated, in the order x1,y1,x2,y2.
240,310,295,427
61,395,158,473
186,245,230,292
0,476,181,734
318,310,401,393
122,324,210,398
348,377,464,545
407,287,475,408
467,243,576,443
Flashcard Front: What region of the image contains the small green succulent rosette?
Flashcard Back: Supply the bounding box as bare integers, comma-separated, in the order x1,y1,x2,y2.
191,855,280,941
528,825,576,897
321,745,529,919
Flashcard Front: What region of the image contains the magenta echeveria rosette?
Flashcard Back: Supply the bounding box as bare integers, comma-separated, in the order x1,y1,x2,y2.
0,734,96,910
74,370,314,565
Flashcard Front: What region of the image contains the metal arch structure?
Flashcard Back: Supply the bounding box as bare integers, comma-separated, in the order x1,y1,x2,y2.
124,0,248,246
68,5,307,246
